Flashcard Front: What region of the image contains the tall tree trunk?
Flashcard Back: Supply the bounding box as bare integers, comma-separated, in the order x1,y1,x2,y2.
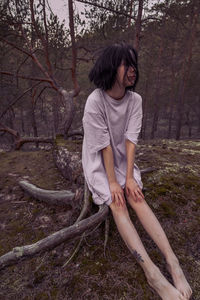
128,0,134,28
140,75,150,140
7,108,15,144
133,0,143,52
52,96,59,134
30,89,39,147
63,0,80,138
167,34,178,139
175,4,198,140
29,24,39,147
151,44,163,139
20,106,25,135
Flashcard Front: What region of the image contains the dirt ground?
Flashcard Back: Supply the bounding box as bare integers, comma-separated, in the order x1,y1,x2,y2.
0,139,199,300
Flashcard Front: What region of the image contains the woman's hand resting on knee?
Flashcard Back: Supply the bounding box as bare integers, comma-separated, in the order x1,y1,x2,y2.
125,178,144,202
109,181,125,207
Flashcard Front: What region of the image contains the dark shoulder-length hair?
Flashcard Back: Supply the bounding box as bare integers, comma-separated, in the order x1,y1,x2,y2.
89,42,139,91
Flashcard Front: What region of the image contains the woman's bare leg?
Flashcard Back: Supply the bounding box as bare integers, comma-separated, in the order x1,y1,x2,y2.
109,202,187,300
126,194,192,299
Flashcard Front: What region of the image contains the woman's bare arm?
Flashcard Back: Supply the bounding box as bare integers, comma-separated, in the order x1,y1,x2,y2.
125,139,144,202
102,145,125,206
125,139,136,180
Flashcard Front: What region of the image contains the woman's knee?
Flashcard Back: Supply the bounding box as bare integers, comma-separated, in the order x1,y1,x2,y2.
126,194,146,208
109,201,129,216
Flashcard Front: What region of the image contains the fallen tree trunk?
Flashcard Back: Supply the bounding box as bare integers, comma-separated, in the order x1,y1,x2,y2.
0,204,109,270
19,180,76,207
53,145,83,184
15,137,54,150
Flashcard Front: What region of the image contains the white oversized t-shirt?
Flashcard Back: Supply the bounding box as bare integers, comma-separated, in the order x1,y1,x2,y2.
82,88,143,206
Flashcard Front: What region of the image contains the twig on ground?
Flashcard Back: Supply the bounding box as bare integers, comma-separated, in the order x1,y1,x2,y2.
104,217,110,257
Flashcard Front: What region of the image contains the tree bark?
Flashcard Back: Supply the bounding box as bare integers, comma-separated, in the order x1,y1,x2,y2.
167,37,178,139
140,73,150,140
151,43,163,139
19,180,76,207
133,0,143,52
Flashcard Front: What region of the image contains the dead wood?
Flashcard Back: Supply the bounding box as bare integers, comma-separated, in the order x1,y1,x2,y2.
19,180,76,207
0,204,109,270
140,167,158,174
66,130,83,138
53,145,83,184
15,137,54,150
75,180,91,223
62,181,92,267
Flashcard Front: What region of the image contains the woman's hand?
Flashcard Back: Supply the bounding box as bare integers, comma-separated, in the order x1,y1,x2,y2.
125,178,144,202
109,181,125,207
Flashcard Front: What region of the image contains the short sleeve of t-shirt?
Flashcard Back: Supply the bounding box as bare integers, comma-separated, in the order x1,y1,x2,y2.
124,94,143,145
83,111,110,153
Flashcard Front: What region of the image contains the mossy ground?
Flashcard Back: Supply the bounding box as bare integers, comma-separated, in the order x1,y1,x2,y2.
0,140,199,300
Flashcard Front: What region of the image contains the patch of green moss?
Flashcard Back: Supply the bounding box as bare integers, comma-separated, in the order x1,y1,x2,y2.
55,134,67,146
31,230,46,243
196,198,200,206
34,292,49,300
160,202,176,217
50,288,59,298
33,270,47,285
55,135,82,151
155,186,169,195
80,257,109,276
149,250,162,263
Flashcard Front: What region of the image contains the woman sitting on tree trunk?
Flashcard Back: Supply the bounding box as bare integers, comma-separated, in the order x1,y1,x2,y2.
82,42,192,300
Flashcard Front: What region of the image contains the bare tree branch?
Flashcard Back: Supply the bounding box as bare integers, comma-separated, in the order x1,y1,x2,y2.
0,71,53,84
0,82,41,120
0,36,33,57
0,204,109,270
75,0,136,20
0,122,19,138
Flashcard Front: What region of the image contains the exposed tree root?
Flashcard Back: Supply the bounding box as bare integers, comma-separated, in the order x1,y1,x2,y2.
75,180,91,223
19,180,76,207
0,204,109,270
62,181,91,266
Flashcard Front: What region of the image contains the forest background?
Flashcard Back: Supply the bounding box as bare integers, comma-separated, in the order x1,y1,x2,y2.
0,0,199,145
0,1,200,300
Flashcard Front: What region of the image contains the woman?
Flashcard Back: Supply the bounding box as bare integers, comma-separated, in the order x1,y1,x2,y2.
82,42,192,300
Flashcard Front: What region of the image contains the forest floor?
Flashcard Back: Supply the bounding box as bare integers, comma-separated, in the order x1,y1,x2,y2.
0,139,199,300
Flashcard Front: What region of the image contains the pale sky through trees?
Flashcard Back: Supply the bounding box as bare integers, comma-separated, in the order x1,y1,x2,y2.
47,0,163,27
48,0,85,24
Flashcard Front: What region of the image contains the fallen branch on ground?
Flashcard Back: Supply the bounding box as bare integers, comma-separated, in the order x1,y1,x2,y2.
0,204,109,270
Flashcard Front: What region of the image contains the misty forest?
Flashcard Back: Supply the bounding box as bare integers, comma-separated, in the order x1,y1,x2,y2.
0,0,199,299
